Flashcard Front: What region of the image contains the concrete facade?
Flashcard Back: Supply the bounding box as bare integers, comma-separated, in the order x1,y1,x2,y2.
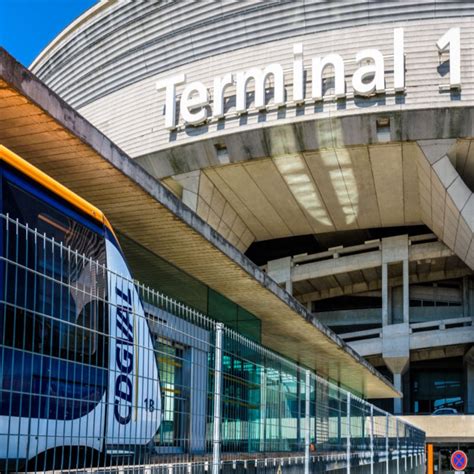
29,0,474,450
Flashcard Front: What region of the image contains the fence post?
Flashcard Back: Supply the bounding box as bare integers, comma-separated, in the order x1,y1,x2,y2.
260,367,267,452
304,370,311,474
212,323,224,474
370,405,374,474
346,392,351,474
396,420,400,474
404,433,407,472
385,414,389,474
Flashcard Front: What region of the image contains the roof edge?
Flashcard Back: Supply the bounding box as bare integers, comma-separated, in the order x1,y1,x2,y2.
30,0,117,70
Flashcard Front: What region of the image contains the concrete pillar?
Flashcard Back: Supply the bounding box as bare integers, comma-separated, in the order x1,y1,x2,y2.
382,262,389,326
267,256,293,295
403,259,409,324
393,373,404,414
382,322,410,414
380,237,411,414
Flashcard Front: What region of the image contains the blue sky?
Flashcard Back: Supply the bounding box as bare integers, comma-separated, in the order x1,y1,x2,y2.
1,0,96,66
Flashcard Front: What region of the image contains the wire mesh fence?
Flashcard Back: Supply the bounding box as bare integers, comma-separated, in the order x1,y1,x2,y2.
0,214,425,473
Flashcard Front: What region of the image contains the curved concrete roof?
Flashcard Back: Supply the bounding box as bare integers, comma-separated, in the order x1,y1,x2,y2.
31,1,474,109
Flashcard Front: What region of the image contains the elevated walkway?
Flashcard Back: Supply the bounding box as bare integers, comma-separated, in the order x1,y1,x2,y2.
345,317,474,357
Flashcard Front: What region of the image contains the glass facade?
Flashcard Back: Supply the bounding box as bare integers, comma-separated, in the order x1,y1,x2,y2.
119,233,262,342
410,358,464,415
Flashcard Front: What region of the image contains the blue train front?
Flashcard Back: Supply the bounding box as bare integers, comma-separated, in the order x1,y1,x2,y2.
0,145,162,471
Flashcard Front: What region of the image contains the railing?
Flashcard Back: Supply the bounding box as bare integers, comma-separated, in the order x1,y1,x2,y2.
0,214,425,473
261,233,439,272
339,317,473,343
410,316,472,332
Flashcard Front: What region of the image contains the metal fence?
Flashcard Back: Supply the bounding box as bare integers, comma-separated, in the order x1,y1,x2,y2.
0,214,425,473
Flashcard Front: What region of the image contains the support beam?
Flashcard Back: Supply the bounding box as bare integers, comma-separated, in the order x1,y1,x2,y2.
298,268,471,303
416,145,474,270
290,240,452,283
393,373,403,414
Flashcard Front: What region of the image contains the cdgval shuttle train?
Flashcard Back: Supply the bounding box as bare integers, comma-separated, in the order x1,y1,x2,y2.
0,145,162,471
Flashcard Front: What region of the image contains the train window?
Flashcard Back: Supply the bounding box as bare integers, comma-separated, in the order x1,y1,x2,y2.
1,176,107,367
3,177,105,260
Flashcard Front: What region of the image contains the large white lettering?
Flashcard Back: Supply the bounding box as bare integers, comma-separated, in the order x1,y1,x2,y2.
235,64,285,113
352,49,385,96
312,53,345,100
156,74,186,130
180,81,209,125
156,27,464,128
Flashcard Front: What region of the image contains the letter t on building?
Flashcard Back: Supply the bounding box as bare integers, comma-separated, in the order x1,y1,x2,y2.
156,74,186,130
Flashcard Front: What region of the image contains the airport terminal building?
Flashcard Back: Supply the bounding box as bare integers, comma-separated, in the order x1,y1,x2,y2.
3,0,474,472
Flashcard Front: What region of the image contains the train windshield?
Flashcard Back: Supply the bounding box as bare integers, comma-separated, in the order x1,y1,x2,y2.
0,169,108,419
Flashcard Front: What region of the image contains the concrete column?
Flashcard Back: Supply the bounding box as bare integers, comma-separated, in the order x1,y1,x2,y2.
393,373,403,415
403,259,409,324
382,262,389,326
383,323,410,414
267,256,293,295
381,235,409,327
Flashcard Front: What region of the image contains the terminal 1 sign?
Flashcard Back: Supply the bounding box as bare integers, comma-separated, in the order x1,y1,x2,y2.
157,28,461,130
